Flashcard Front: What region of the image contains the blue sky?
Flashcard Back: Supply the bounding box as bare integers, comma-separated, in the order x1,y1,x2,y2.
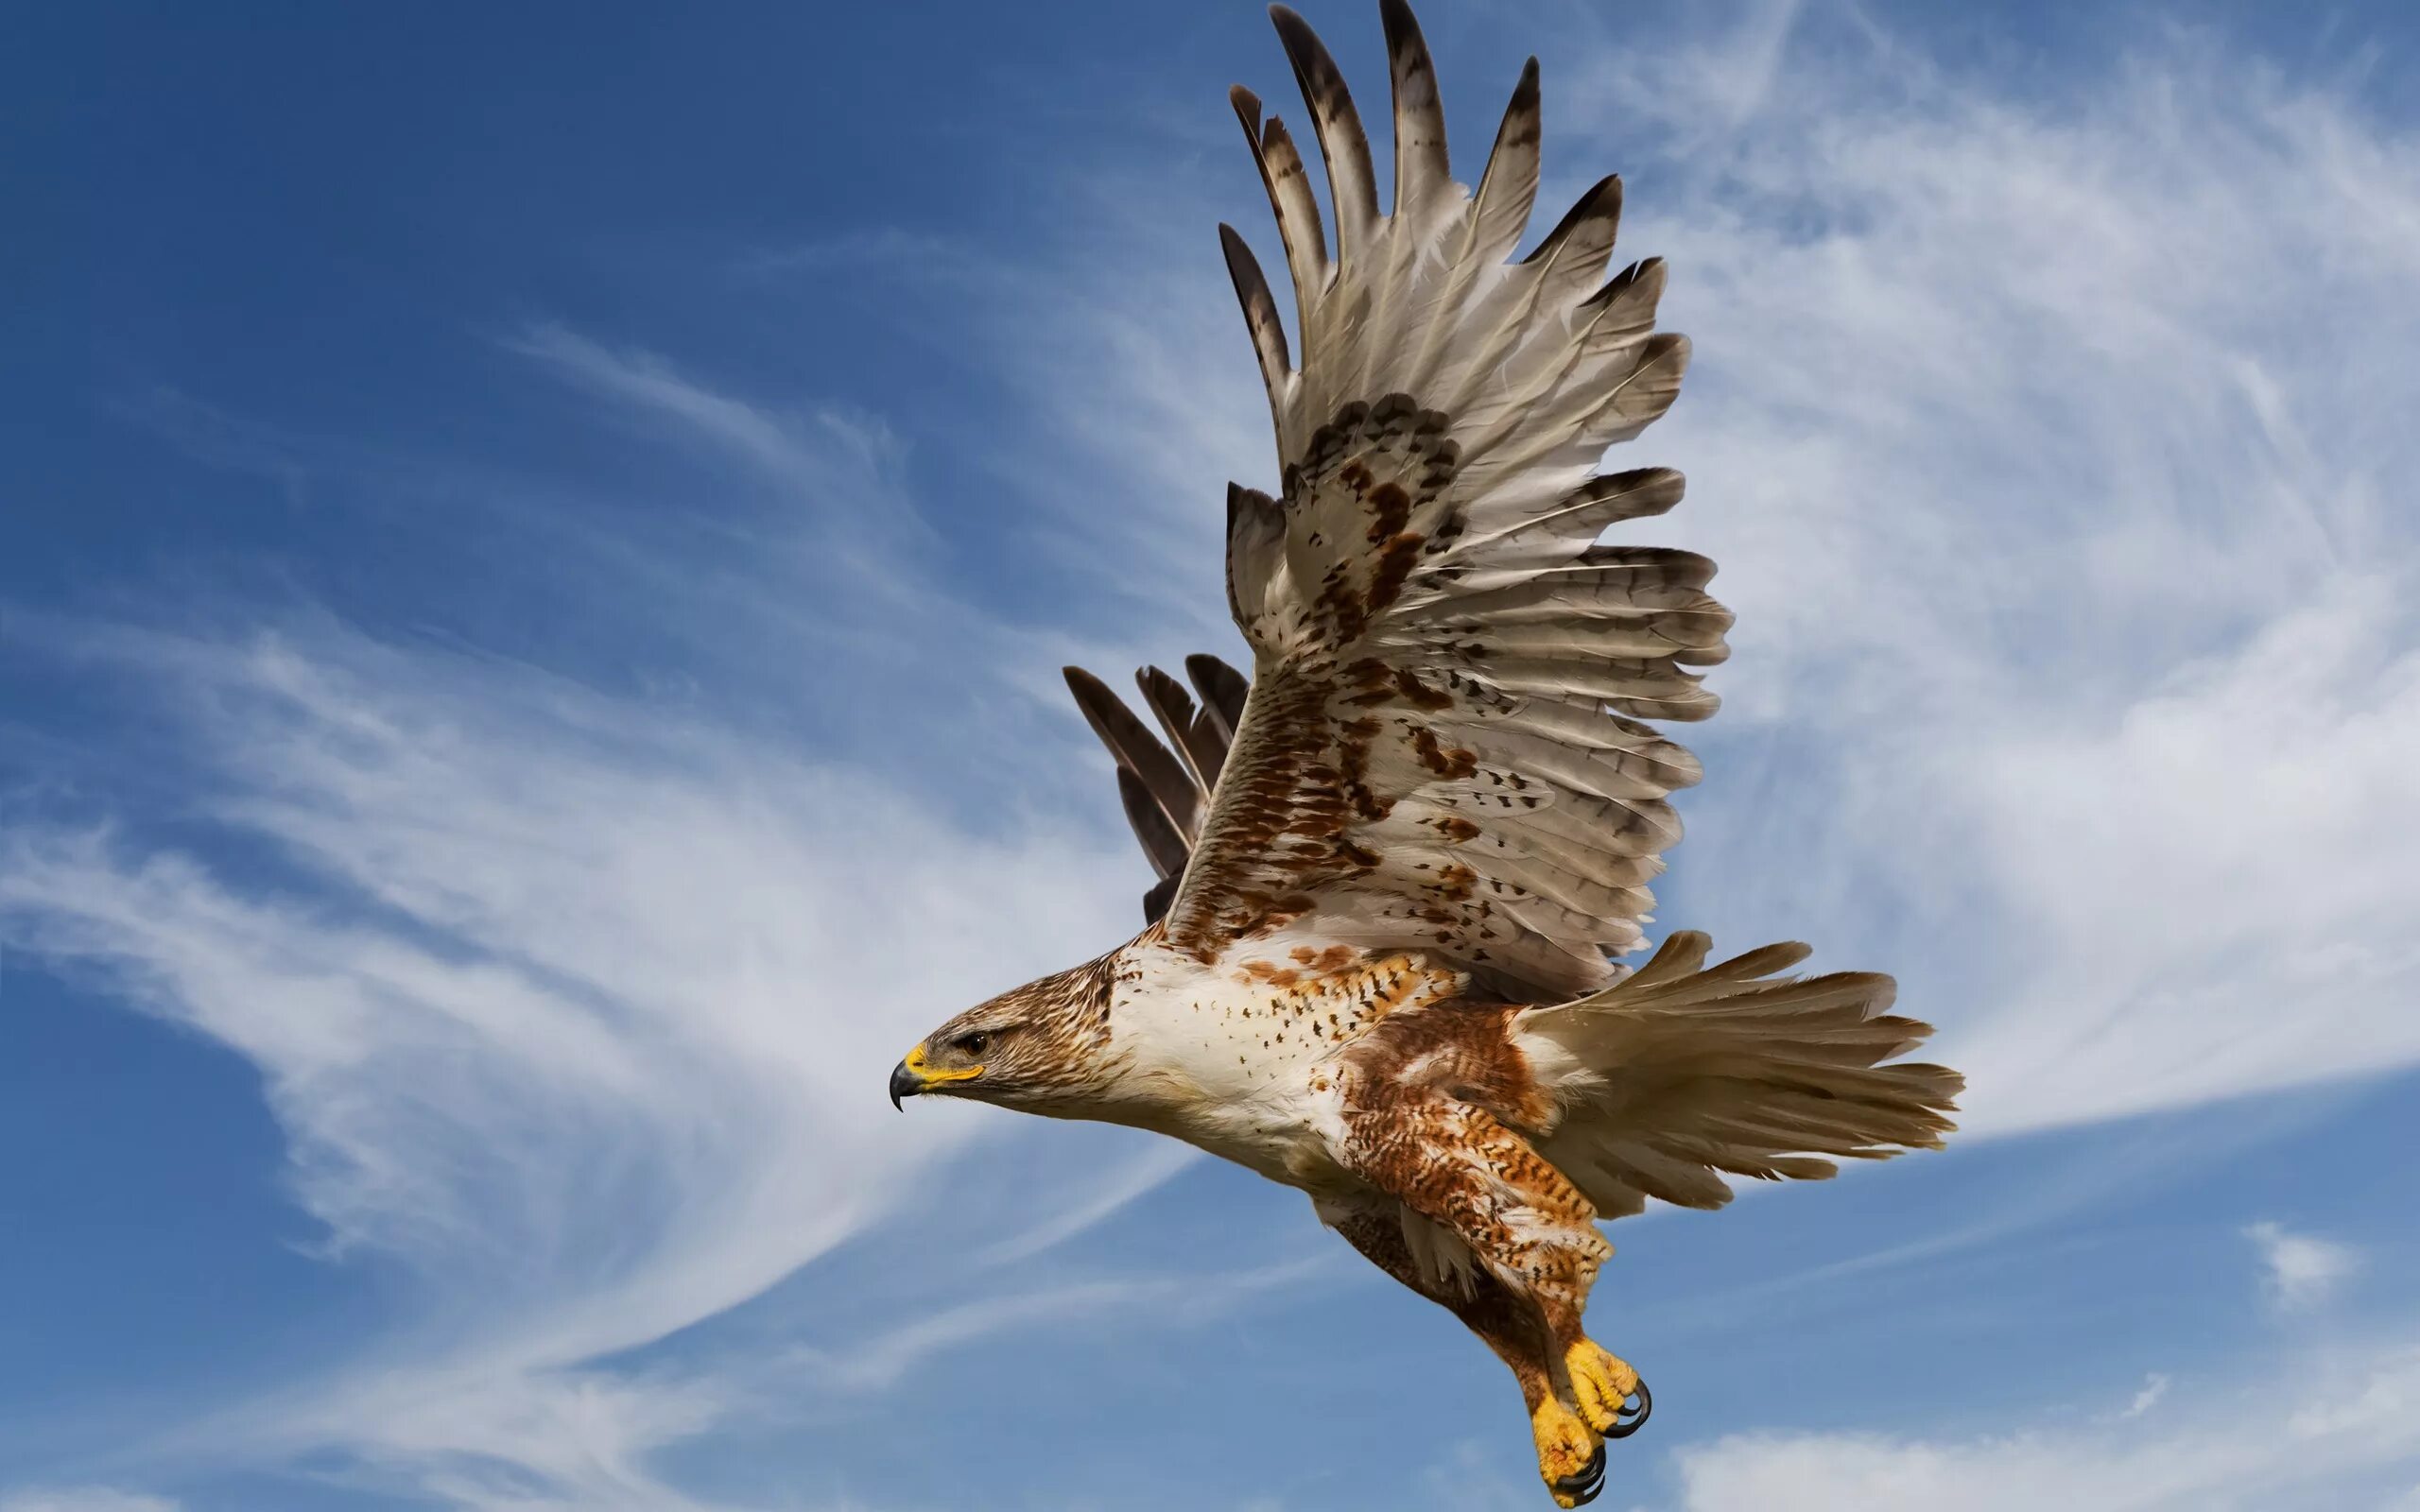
8,1,2420,1508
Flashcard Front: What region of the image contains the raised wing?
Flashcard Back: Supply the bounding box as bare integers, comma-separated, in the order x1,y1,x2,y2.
1064,656,1252,923
1161,3,1724,1001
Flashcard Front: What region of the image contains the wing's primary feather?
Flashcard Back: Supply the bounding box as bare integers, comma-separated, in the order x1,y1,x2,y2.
1381,0,1450,220
1064,665,1201,845
1271,6,1379,270
1184,654,1251,746
1115,766,1191,884
1228,87,1328,329
1065,657,1254,923
1158,10,1717,999
1136,666,1226,796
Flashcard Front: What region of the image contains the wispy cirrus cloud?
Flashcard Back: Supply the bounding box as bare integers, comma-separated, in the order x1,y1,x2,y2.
507,322,917,526
0,611,1138,1505
780,1254,1330,1396
1671,1333,2420,1511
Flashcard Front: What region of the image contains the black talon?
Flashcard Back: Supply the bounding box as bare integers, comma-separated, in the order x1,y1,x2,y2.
1575,1441,1607,1497
1551,1440,1608,1505
1604,1376,1651,1439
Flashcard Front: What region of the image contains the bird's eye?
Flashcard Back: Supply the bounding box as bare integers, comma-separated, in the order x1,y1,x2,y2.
959,1032,991,1056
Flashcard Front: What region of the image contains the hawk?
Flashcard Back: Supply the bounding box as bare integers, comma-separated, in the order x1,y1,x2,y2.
890,4,1961,1503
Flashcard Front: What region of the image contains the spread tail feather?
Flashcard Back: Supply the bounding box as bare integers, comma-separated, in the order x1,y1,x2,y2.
1512,931,1962,1219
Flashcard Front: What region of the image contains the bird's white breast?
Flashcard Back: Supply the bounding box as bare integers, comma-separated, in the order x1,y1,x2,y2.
1100,938,1463,1188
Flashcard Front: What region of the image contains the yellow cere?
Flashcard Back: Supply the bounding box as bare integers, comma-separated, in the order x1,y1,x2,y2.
904,1042,984,1087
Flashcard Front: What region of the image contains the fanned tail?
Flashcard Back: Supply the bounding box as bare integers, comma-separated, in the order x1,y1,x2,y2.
1512,932,1962,1218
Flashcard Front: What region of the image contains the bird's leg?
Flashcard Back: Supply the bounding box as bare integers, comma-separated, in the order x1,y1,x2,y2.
1329,1003,1651,1505
1400,1110,1647,1463
1357,1090,1647,1445
1323,1204,1607,1508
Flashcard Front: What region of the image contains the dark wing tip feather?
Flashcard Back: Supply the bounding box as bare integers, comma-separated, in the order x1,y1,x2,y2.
1116,765,1192,882
1184,653,1252,742
1073,655,1253,918
1142,873,1182,925
1522,172,1623,267
1219,223,1291,393
1137,664,1198,718
1065,664,1201,841
1379,0,1449,211
1137,663,1227,792
1584,255,1666,313
1233,73,1329,310
1063,663,1114,711
1638,330,1692,389
1268,2,1379,248
1466,55,1543,262
1502,56,1544,148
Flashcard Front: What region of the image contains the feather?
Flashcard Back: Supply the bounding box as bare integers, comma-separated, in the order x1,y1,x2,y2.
1467,58,1541,268
1270,5,1379,270
1065,665,1201,842
1156,7,1716,1000
1623,930,1713,988
1185,653,1252,747
1441,467,1687,574
1136,665,1227,799
1585,332,1691,445
1219,224,1291,403
1521,174,1623,305
1398,56,1539,401
1117,766,1190,882
1229,85,1328,324
1517,936,1961,1218
1224,483,1288,637
1141,873,1181,925
1063,652,1264,918
1381,0,1450,218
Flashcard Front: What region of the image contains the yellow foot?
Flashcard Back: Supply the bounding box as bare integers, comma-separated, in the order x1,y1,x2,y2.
1565,1339,1646,1437
1530,1399,1605,1508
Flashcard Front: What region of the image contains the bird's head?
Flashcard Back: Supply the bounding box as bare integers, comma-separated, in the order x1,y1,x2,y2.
890,956,1119,1116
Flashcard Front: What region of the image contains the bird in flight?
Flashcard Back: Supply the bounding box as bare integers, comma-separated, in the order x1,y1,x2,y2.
890,3,1961,1502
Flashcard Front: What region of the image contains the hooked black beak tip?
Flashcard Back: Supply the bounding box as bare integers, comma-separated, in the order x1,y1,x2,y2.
888,1060,920,1110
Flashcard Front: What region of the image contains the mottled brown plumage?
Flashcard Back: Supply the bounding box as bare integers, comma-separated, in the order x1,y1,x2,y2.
890,6,1962,1504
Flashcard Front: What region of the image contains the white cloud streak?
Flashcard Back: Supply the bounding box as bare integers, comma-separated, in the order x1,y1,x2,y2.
2247,1221,2362,1311
2118,1372,2170,1422
1671,1335,2420,1511
976,1141,1203,1268
780,1255,1329,1396
508,322,913,520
